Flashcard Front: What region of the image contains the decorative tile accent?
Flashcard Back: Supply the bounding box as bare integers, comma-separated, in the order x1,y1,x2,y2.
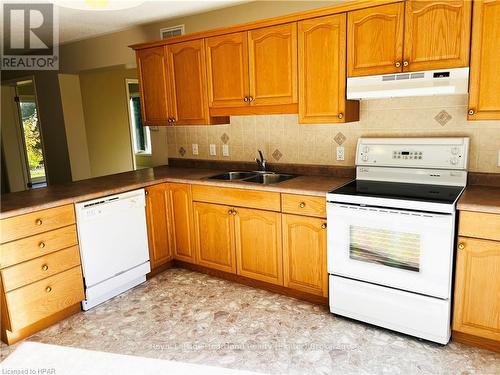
334,132,346,145
434,110,452,126
220,133,229,144
272,149,283,161
178,147,186,157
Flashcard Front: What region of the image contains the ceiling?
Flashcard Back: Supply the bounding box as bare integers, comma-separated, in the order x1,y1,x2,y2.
52,0,250,44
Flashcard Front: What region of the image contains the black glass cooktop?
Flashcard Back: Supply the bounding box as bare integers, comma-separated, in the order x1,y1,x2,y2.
330,180,464,205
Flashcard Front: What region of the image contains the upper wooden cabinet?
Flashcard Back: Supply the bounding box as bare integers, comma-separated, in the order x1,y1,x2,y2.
298,14,359,124
136,46,170,126
206,23,298,116
468,0,500,120
348,2,405,77
347,1,471,77
205,32,250,108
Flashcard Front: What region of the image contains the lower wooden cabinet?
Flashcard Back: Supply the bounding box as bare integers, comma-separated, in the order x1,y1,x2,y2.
234,207,283,285
168,183,196,263
453,236,500,344
282,214,328,297
193,202,236,273
145,183,172,270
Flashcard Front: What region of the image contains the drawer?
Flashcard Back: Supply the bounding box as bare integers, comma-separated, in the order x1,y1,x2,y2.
4,266,84,332
1,205,75,244
459,211,500,241
281,194,326,218
192,185,281,211
1,246,81,292
0,225,78,269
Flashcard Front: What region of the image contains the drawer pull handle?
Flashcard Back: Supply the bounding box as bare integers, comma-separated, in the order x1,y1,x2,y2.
39,242,46,249
42,264,49,271
299,202,306,208
458,243,465,250
36,219,43,226
321,223,327,229
45,286,52,293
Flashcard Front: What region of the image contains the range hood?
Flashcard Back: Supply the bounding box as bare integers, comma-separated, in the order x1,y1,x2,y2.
347,67,469,100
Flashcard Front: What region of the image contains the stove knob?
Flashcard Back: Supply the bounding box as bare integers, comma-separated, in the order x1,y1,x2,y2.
451,147,460,155
450,157,458,165
362,155,369,162
362,146,370,153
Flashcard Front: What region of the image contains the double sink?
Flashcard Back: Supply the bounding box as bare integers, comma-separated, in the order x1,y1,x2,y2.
208,171,296,185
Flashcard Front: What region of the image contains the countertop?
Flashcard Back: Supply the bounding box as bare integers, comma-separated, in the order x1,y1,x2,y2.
0,166,351,219
457,185,500,215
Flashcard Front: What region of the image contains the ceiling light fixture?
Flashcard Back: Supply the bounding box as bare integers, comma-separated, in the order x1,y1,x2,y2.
54,0,145,11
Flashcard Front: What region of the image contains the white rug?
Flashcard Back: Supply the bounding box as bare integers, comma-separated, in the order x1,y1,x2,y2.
1,342,262,375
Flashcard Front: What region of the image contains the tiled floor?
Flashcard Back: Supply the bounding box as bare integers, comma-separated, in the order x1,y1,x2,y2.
1,268,499,374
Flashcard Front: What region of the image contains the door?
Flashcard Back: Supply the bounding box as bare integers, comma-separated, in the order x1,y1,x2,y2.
205,32,250,108
168,183,196,263
248,23,298,106
193,202,236,273
403,0,471,72
136,46,169,126
166,39,209,125
145,184,172,269
283,214,328,297
234,207,283,285
298,14,358,124
453,237,500,342
347,2,405,77
468,0,500,120
328,203,454,298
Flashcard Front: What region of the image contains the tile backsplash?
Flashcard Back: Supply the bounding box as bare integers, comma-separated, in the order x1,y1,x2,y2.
166,95,500,173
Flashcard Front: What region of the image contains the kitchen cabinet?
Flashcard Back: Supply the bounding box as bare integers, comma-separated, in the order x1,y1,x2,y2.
206,23,298,116
298,14,359,124
234,207,283,285
145,183,172,269
347,1,471,77
193,202,235,273
467,0,500,120
452,211,500,352
168,183,196,264
282,214,328,297
136,46,170,126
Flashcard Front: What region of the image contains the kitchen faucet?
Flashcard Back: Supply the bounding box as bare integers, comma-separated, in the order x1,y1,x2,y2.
255,150,267,172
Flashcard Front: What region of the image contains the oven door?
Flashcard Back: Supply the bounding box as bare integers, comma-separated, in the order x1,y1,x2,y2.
327,203,455,299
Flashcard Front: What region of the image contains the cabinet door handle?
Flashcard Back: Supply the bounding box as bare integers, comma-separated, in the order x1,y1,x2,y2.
248,96,254,102
468,109,475,115
243,96,249,102
403,61,409,67
232,210,237,215
321,223,327,229
228,209,233,215
395,61,401,68
337,113,344,119
42,264,49,271
45,286,52,293
458,243,465,250
299,202,306,208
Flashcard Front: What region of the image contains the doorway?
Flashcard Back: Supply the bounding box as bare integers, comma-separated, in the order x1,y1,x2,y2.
15,79,48,188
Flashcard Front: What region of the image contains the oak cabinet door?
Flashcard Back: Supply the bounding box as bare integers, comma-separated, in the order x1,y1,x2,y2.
136,46,169,126
347,2,404,77
168,183,196,263
193,202,236,273
145,183,172,269
468,0,500,120
453,237,500,342
166,39,209,125
403,0,471,72
248,23,298,106
234,207,283,285
282,214,328,297
298,14,359,124
205,32,250,108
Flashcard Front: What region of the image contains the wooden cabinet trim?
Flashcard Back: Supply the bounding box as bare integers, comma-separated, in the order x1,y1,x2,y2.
281,194,326,218
459,211,500,242
168,183,196,263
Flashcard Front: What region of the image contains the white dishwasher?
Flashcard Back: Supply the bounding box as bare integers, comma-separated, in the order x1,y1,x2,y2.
75,189,150,310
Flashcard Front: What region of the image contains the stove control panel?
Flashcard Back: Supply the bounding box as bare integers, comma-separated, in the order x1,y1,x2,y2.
356,137,469,170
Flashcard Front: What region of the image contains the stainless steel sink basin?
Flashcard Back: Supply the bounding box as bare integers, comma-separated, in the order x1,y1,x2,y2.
208,171,257,181
242,173,296,185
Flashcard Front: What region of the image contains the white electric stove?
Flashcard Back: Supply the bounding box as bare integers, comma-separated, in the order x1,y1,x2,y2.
326,137,469,344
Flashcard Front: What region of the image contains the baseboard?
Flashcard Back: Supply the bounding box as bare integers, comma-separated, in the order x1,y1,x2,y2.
147,260,173,279
452,330,500,353
173,260,328,306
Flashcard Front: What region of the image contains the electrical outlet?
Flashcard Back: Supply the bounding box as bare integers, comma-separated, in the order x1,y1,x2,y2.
192,144,199,155
222,144,229,157
336,146,345,161
209,144,217,156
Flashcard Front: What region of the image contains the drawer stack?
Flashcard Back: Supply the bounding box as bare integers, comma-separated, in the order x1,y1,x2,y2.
0,205,85,345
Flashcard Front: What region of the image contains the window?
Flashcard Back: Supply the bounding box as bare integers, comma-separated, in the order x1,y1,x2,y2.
129,94,151,155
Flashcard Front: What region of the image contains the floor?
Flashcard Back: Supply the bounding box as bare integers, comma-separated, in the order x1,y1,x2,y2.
1,268,499,374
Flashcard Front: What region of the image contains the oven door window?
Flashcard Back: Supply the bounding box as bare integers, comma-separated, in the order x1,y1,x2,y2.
349,225,420,272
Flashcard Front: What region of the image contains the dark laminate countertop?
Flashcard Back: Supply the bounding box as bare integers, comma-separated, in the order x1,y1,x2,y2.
0,166,351,219
457,185,500,215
